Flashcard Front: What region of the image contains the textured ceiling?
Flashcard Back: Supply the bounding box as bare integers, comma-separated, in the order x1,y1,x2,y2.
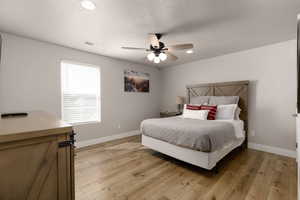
0,0,299,67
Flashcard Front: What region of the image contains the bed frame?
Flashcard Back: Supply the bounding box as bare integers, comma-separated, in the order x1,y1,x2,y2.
142,80,249,170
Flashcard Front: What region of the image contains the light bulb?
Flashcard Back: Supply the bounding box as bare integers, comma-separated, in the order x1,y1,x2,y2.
159,52,167,61
153,56,160,64
147,52,155,61
186,49,194,54
81,0,96,10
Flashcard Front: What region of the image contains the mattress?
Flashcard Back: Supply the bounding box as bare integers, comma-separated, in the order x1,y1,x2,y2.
141,117,242,152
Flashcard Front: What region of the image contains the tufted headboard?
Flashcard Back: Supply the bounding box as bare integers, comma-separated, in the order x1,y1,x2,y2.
186,80,249,148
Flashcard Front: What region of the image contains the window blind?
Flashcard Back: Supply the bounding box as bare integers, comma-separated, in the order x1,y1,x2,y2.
61,61,100,124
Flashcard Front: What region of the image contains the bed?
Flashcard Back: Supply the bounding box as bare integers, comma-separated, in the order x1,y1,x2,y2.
141,81,249,170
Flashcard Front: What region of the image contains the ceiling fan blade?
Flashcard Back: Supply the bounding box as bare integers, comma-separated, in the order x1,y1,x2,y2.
121,47,149,51
167,43,194,51
148,34,160,49
165,51,178,61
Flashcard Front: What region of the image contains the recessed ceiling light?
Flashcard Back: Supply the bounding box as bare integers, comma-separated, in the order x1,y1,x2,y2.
85,41,94,46
186,49,194,54
81,0,96,10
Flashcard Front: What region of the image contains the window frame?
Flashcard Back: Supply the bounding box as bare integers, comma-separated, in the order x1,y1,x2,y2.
60,60,101,125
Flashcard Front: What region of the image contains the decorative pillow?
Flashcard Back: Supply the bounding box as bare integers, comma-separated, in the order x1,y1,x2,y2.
182,109,209,120
185,104,201,110
209,96,239,105
200,105,217,120
216,104,238,120
190,96,210,105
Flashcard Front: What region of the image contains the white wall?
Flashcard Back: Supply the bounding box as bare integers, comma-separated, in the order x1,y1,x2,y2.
161,40,297,151
0,32,297,152
0,33,161,142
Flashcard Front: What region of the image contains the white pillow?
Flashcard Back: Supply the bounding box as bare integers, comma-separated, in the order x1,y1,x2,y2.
235,107,242,120
216,104,237,120
182,109,209,120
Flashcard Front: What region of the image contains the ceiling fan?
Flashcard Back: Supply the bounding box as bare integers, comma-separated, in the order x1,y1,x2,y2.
121,33,194,64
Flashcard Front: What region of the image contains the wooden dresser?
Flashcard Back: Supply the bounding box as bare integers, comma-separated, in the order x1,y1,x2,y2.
0,111,75,200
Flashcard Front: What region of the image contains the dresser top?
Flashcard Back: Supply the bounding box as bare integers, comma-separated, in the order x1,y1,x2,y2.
0,111,72,143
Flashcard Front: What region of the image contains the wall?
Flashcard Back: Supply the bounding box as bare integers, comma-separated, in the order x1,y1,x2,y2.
161,40,297,151
0,33,161,142
0,32,296,152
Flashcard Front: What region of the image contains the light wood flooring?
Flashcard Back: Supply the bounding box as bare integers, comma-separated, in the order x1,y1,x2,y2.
75,136,297,200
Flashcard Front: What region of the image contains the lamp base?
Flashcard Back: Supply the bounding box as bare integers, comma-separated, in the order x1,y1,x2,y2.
177,104,183,113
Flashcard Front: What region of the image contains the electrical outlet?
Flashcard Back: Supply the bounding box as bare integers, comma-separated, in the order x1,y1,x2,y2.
117,124,121,129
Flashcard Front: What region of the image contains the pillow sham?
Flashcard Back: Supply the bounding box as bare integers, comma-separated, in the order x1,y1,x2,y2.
235,107,242,120
209,96,239,105
182,109,209,120
190,96,210,105
216,104,237,120
185,104,201,110
200,105,217,120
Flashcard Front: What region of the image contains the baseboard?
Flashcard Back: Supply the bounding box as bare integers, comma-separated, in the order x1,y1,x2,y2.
248,142,296,158
76,132,296,158
76,130,141,148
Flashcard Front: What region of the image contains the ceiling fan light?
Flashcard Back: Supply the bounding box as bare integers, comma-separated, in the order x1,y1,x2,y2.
81,0,96,10
186,49,194,54
159,52,167,61
153,56,160,64
147,52,155,61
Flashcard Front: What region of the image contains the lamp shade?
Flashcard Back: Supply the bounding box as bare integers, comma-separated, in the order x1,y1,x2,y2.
176,96,184,104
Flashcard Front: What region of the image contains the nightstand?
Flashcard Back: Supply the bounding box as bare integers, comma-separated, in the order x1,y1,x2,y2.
160,111,182,118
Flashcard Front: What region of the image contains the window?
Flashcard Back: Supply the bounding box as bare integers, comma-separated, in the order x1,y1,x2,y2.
61,61,100,124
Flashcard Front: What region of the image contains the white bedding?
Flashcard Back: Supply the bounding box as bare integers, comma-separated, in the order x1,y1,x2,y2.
216,119,245,139
142,116,239,152
178,115,245,139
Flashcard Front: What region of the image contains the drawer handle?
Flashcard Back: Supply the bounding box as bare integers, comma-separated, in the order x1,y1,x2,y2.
58,140,74,148
58,131,76,148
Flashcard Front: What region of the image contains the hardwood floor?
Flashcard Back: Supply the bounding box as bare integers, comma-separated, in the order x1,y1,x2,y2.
75,136,297,200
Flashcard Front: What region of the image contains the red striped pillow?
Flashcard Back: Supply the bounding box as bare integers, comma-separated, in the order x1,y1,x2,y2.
186,104,201,110
200,105,217,120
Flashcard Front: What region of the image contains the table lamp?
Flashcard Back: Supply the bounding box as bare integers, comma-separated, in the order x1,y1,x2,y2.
176,96,184,113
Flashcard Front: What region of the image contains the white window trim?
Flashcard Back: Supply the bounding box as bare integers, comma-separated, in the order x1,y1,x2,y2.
60,60,101,125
